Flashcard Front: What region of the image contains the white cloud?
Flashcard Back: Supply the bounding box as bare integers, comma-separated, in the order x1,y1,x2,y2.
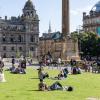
71,5,93,16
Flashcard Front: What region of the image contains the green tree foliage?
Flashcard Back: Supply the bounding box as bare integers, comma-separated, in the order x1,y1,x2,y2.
78,32,99,56
16,51,20,58
71,31,100,57
28,50,32,58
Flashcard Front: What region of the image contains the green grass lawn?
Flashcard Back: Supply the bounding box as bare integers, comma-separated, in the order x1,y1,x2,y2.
0,67,100,100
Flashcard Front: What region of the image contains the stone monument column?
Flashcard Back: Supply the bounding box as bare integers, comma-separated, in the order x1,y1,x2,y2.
61,0,80,60
62,0,70,35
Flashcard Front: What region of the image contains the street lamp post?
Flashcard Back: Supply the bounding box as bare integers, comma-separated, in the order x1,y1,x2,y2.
44,39,46,55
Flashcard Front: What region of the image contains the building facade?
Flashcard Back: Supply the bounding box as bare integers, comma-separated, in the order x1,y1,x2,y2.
38,31,79,61
38,32,60,58
0,0,39,58
83,1,100,35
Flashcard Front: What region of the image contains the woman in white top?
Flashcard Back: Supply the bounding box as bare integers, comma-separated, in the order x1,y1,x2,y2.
0,57,6,82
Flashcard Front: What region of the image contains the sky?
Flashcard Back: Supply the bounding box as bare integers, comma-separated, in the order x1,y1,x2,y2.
0,0,99,36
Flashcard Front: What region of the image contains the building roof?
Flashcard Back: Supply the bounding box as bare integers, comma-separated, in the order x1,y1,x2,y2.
40,31,62,40
92,1,100,12
51,32,62,40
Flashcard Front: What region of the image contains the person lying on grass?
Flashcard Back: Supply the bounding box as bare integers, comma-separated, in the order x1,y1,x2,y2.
38,79,73,91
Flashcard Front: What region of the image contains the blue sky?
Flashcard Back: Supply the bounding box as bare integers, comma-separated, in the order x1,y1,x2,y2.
0,0,99,36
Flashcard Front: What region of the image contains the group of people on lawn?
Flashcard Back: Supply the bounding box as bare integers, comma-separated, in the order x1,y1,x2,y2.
37,57,83,91
0,56,74,92
0,56,26,82
1,55,100,91
9,56,26,74
37,57,78,91
37,67,73,91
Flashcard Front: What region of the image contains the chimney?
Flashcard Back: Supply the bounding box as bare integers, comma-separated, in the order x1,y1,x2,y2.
83,12,86,18
5,16,7,20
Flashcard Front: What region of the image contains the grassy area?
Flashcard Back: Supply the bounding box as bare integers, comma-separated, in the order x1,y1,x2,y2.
0,67,100,100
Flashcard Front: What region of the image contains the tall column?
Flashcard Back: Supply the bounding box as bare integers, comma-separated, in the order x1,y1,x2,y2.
62,0,70,35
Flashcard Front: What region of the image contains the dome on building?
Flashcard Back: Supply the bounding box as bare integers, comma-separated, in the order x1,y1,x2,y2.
91,1,100,12
24,0,34,10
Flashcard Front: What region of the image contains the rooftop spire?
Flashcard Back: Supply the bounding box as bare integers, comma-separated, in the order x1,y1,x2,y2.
48,21,52,33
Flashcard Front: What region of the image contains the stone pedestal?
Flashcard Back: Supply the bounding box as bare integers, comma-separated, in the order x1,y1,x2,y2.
52,36,80,61
60,40,80,61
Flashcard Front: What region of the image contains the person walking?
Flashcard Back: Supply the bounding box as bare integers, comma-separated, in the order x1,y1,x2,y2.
0,57,6,82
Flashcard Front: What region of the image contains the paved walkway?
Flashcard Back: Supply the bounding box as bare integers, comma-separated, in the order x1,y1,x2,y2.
4,61,71,71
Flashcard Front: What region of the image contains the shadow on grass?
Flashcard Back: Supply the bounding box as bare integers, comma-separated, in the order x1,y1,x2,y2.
30,78,39,79
48,77,58,80
27,89,40,91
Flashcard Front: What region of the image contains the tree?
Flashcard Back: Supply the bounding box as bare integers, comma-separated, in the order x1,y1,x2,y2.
78,32,99,57
16,51,20,58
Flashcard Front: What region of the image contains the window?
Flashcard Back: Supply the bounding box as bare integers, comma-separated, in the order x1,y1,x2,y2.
3,53,6,58
30,35,35,42
11,47,14,51
2,34,6,42
19,47,22,51
3,46,6,51
30,47,34,51
18,35,22,42
10,35,14,42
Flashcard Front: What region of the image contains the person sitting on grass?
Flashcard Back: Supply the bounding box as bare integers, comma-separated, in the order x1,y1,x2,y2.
12,56,15,67
72,66,81,74
11,64,26,74
20,56,26,74
38,79,73,91
38,67,49,81
11,65,21,74
55,68,68,80
57,70,64,80
63,68,69,78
